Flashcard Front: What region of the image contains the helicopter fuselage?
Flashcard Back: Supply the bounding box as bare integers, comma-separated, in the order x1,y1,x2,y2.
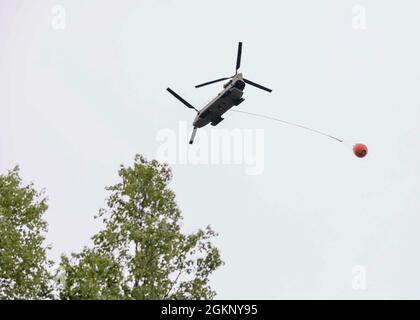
193,73,246,128
166,42,272,144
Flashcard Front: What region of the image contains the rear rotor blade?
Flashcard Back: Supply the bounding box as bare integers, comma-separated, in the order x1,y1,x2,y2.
244,78,272,93
236,42,242,73
167,88,198,112
195,77,230,88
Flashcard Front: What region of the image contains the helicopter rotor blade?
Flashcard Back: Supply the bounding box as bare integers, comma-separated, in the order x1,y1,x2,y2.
166,88,198,112
189,127,198,144
236,42,242,74
195,77,231,88
243,78,272,93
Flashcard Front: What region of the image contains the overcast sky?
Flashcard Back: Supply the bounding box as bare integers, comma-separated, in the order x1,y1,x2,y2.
1,0,420,299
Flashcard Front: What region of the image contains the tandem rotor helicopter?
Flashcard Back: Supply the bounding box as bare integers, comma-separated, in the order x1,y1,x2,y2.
167,42,272,144
166,42,368,158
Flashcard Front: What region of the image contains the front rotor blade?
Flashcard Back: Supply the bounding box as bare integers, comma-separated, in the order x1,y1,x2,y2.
236,42,242,73
167,88,198,111
244,78,272,93
195,77,230,88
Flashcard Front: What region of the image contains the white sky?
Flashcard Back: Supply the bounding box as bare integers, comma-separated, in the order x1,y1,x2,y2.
1,0,420,299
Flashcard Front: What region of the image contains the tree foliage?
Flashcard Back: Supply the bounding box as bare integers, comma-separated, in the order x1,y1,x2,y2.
59,155,223,300
0,167,52,299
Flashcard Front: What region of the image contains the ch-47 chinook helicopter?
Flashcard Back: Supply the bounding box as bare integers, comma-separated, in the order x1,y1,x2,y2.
167,42,272,144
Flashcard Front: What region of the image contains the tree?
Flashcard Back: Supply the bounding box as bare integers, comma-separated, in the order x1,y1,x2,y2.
59,155,223,300
0,167,52,299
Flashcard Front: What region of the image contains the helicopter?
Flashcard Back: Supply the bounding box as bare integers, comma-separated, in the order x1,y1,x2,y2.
167,42,272,144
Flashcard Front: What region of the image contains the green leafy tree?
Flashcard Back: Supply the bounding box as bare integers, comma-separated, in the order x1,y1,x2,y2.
59,155,223,300
0,167,52,299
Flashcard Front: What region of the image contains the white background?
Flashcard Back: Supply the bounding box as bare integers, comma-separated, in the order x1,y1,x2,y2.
1,0,419,299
